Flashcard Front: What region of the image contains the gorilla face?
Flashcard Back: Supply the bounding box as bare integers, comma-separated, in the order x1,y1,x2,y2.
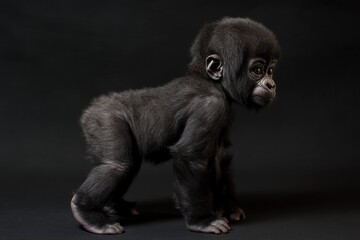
248,58,277,108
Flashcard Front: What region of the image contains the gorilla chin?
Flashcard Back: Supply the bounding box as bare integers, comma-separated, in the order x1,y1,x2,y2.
251,94,275,107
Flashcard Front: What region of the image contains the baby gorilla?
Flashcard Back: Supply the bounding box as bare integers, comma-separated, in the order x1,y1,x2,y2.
71,17,280,234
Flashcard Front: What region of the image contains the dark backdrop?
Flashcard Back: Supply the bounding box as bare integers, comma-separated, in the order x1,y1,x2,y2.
1,1,360,240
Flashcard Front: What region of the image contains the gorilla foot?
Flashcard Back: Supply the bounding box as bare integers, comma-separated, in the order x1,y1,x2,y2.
71,195,125,234
186,217,230,234
83,222,124,235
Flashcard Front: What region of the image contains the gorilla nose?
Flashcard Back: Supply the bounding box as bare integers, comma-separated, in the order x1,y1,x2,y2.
265,79,276,90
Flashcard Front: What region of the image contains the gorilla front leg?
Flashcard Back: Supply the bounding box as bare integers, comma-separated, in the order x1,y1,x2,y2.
215,147,245,222
169,95,231,234
217,179,246,222
173,159,231,234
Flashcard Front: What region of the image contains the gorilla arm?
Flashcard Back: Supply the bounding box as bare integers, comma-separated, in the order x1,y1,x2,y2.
170,95,232,234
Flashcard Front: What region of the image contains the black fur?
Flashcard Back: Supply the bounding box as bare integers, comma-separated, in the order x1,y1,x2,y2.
71,17,280,234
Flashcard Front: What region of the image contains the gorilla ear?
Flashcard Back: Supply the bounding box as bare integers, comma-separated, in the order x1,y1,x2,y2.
206,54,223,80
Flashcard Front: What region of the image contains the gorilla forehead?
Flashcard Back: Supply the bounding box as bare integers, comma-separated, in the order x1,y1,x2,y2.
212,17,280,59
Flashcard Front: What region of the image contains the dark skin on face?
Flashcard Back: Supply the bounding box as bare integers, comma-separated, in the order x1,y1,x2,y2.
248,58,277,107
71,17,280,235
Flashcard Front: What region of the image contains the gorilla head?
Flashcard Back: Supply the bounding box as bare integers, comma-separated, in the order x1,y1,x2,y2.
188,17,280,109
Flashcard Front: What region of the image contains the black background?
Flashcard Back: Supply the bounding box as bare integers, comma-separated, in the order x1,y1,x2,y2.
1,1,360,239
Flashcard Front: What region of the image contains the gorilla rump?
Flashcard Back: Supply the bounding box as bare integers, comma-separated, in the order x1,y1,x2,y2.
71,17,280,235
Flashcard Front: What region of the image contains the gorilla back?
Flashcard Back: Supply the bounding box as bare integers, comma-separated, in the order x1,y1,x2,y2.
80,76,229,164
71,17,280,235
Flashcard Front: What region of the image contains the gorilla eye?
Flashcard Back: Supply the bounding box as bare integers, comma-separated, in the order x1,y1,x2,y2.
253,66,263,75
268,68,273,75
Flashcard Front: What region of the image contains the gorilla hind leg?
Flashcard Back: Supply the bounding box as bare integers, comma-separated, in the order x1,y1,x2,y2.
71,119,141,234
71,164,126,234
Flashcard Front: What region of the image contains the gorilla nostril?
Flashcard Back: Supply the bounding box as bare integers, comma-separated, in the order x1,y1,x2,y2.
266,82,275,89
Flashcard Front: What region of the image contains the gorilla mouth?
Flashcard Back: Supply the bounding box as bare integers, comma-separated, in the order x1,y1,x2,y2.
253,95,274,100
252,94,274,106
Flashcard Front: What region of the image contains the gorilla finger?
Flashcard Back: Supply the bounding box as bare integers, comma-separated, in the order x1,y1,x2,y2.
221,216,229,223
211,222,229,233
206,225,221,234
